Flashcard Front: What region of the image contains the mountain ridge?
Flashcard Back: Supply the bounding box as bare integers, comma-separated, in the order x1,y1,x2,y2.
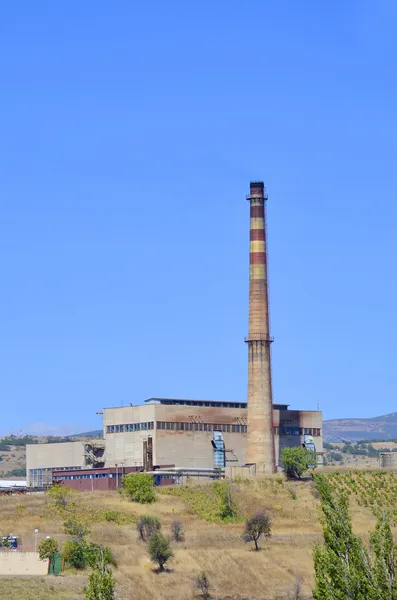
324,412,397,441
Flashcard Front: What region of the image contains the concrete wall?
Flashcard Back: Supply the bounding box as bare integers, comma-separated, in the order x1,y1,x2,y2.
26,441,87,485
156,430,246,468
26,406,322,477
27,442,86,470
103,404,323,470
104,405,156,467
0,552,48,575
104,404,248,468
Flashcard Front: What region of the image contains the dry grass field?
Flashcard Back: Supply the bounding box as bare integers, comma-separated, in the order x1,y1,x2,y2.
0,445,26,477
0,472,392,600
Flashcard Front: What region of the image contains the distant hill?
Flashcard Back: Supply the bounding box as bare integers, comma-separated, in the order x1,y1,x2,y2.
324,412,397,442
71,430,102,438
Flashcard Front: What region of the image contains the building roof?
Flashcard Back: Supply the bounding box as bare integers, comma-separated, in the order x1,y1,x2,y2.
0,480,27,488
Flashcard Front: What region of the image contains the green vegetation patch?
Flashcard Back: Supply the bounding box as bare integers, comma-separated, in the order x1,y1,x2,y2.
160,482,243,523
325,470,397,522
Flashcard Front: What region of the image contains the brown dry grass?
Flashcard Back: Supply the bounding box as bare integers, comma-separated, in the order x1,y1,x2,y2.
0,473,384,600
0,445,26,476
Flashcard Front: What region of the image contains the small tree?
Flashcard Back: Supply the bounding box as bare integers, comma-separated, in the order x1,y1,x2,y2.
312,473,375,600
85,568,115,600
213,481,237,520
148,532,173,572
63,540,88,570
281,447,316,480
86,542,115,572
136,515,161,542
242,512,271,551
63,519,90,542
122,472,155,503
47,485,76,512
195,571,211,599
171,520,184,542
38,537,59,570
370,512,397,598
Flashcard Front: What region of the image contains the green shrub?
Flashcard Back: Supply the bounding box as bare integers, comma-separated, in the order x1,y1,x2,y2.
63,540,88,570
148,532,173,572
103,511,120,523
160,483,242,523
63,540,114,571
328,451,343,462
6,467,26,476
122,472,155,503
85,542,116,570
171,520,184,542
85,568,115,600
63,519,90,542
281,447,317,479
38,537,59,570
136,515,161,542
47,486,76,512
212,481,237,520
194,571,211,599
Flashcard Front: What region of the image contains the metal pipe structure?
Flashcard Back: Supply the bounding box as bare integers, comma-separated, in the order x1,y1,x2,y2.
245,181,276,474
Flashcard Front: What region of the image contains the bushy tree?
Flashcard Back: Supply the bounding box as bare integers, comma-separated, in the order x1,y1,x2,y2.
370,512,397,599
86,542,115,572
38,537,59,570
63,540,88,570
242,512,271,551
311,473,397,600
281,447,316,479
171,520,184,542
212,481,237,520
85,568,115,600
136,514,161,542
63,539,113,572
148,532,173,572
122,472,155,503
47,485,76,511
63,519,91,542
195,571,211,599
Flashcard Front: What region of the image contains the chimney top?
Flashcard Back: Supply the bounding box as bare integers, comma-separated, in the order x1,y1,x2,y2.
249,181,266,199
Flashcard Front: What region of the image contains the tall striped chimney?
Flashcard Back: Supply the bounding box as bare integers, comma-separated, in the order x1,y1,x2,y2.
245,181,275,474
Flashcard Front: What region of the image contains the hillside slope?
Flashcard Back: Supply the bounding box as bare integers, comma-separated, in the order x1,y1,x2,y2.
324,412,397,441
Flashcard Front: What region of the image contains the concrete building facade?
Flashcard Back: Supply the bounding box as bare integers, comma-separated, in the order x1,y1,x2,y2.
104,399,322,471
26,399,322,486
26,440,104,487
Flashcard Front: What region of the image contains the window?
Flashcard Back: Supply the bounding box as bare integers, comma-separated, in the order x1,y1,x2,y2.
152,421,247,434
281,427,300,436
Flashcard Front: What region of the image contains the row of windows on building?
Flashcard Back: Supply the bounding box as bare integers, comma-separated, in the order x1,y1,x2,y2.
106,422,155,433
54,473,112,480
106,422,321,436
275,427,321,436
157,421,247,432
53,466,83,471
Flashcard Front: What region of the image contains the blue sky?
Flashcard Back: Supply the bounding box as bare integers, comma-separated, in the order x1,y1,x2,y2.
1,1,396,434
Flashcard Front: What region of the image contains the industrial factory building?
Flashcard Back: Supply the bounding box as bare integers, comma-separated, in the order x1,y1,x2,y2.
26,397,322,487
26,180,323,487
